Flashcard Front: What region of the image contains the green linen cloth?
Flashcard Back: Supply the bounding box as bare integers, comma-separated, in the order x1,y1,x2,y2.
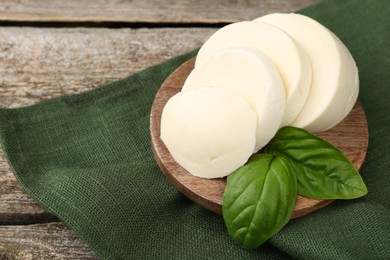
0,0,389,258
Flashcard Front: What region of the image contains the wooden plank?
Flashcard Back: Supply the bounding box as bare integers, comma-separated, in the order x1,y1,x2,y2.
0,145,53,224
0,27,216,220
0,0,321,23
0,178,58,225
0,222,99,259
0,27,216,108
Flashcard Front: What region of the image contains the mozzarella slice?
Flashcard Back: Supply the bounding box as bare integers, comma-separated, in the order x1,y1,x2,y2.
183,47,285,152
256,13,359,132
195,21,312,126
160,86,257,179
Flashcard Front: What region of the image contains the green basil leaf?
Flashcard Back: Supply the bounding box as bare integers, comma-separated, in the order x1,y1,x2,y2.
265,126,368,199
222,153,297,249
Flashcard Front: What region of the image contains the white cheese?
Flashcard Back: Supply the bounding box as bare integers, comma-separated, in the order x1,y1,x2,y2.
195,21,312,126
256,13,359,132
160,86,257,179
183,47,285,152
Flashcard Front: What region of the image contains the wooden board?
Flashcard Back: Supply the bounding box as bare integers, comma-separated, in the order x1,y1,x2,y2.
0,0,321,24
0,27,216,109
150,58,369,218
0,223,98,259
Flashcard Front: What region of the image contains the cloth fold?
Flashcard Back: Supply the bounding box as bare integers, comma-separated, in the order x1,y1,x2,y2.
0,0,389,259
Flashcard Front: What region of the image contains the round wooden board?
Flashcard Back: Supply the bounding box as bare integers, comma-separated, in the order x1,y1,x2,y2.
150,58,369,218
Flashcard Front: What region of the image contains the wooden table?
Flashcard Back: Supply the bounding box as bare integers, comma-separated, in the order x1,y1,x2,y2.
0,1,320,258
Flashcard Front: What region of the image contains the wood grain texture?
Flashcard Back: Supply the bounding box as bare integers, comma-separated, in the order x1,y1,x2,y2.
0,26,215,219
0,27,216,108
150,58,369,217
0,223,99,259
0,0,321,24
0,179,58,225
0,148,57,225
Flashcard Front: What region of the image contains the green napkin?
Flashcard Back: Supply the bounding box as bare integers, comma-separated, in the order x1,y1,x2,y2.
1,0,389,258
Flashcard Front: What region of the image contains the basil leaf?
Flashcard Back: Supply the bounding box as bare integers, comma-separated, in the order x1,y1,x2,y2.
265,126,368,199
222,153,297,249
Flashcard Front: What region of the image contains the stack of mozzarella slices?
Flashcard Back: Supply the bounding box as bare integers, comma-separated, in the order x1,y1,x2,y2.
160,13,359,179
